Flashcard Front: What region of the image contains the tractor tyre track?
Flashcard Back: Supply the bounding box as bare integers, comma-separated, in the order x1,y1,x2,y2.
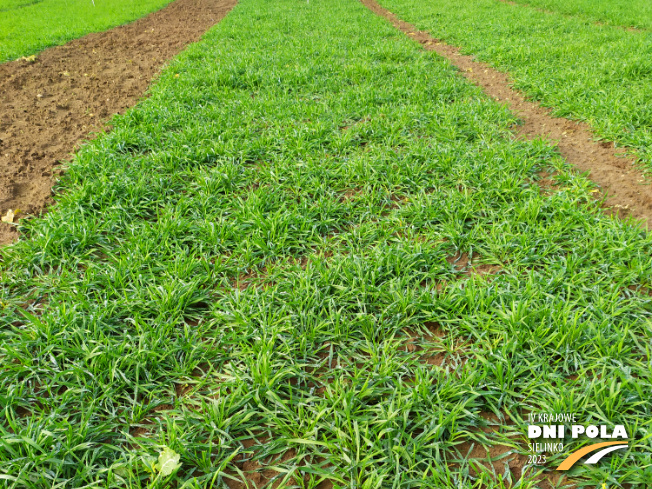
360,0,652,229
0,0,237,245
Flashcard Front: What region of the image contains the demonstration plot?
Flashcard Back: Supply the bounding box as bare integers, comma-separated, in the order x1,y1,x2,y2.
0,0,174,62
0,0,650,488
361,0,652,233
378,0,652,174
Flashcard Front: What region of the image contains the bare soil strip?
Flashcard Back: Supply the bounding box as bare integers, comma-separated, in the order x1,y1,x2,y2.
360,0,652,228
0,0,237,245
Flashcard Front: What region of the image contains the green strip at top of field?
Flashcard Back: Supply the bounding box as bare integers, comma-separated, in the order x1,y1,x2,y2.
378,0,652,172
508,0,652,31
0,0,174,62
1,0,651,487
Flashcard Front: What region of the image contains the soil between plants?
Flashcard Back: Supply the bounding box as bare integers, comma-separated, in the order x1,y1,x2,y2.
360,0,652,230
0,0,237,245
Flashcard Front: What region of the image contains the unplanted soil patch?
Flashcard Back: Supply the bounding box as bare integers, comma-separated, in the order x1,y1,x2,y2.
0,0,236,245
359,0,652,228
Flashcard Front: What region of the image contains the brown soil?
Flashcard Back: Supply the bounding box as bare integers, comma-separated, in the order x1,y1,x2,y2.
0,0,237,245
226,436,333,489
359,0,652,229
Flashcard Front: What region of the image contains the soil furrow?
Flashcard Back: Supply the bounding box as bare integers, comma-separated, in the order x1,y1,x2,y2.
0,0,237,245
359,0,652,228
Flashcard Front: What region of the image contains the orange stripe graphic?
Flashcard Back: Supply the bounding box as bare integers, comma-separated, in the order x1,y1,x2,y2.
556,441,627,471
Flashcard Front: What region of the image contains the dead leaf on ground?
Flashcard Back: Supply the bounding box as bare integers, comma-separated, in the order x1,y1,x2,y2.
1,209,15,223
154,447,182,476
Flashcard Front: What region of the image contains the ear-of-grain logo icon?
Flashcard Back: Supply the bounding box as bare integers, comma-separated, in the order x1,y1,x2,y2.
556,441,629,470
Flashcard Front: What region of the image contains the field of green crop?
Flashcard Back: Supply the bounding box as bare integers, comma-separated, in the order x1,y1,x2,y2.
0,0,173,62
508,0,652,30
378,0,652,173
1,0,651,487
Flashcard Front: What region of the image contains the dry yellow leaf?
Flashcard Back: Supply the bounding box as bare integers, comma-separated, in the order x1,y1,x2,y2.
154,447,181,476
1,209,15,223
